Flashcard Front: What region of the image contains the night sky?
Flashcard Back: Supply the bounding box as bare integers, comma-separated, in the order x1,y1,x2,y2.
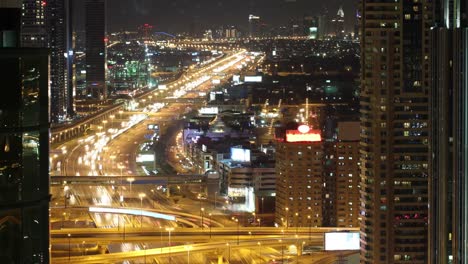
77,0,358,33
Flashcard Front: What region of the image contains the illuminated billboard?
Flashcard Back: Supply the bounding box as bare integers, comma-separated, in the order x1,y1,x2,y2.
324,232,360,251
286,125,321,142
244,76,262,83
158,84,167,90
199,107,219,115
309,27,318,39
136,154,155,163
147,124,160,130
233,75,241,83
231,147,251,162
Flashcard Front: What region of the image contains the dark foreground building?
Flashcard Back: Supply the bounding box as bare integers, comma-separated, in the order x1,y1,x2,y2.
430,0,468,263
0,2,50,263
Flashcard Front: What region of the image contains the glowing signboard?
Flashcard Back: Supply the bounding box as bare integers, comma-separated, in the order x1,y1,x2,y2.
231,147,251,162
244,76,263,83
324,232,360,251
286,125,321,142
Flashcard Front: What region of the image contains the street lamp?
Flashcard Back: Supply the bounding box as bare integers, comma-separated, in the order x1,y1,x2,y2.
185,244,192,264
226,243,231,262
127,177,135,193
214,191,217,209
166,227,174,264
281,229,285,261
139,193,146,207
139,193,146,228
295,212,299,234
67,233,71,261
201,207,205,230
285,207,289,229
307,215,312,241
143,244,147,264
81,241,85,256
209,213,212,238
261,196,264,214
109,115,115,126
257,242,262,261
233,217,240,245
64,185,69,208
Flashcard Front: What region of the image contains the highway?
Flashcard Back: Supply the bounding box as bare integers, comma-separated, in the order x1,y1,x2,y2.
49,47,273,262
50,49,248,178
51,236,329,264
48,44,358,263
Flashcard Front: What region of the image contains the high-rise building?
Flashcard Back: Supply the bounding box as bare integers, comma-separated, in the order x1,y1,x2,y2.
333,122,360,228
318,14,328,39
21,0,47,47
249,14,260,38
21,0,74,122
64,0,75,118
85,0,107,99
303,15,319,39
330,6,345,38
430,1,468,263
0,3,50,263
275,125,324,228
225,26,237,39
359,0,432,263
46,0,67,122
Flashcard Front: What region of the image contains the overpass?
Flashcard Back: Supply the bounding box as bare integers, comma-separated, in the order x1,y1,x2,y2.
50,227,359,264
50,175,216,186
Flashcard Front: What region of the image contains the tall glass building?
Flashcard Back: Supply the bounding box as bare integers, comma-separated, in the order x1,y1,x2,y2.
85,0,107,99
0,37,50,264
430,0,468,263
0,48,50,264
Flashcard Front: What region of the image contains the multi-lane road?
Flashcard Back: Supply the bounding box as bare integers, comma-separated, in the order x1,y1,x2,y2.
49,45,359,263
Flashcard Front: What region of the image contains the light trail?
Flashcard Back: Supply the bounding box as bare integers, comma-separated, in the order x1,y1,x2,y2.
89,207,176,221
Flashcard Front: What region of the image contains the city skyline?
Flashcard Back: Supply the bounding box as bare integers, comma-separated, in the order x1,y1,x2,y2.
72,0,358,33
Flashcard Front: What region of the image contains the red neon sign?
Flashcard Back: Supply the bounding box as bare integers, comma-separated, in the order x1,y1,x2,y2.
286,128,321,143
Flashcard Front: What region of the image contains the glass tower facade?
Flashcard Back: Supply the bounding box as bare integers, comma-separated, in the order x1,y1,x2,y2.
430,0,468,263
0,48,50,263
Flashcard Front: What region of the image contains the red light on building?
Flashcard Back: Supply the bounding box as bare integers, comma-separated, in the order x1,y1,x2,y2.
42,1,47,7
286,129,322,142
104,38,109,43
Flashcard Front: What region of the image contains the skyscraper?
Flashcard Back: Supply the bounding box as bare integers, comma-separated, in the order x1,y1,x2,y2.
85,0,107,99
334,122,360,228
249,14,260,38
21,0,47,47
430,0,468,263
330,6,345,38
303,15,319,39
359,0,432,263
21,0,74,123
275,125,324,228
0,2,50,262
46,0,67,122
